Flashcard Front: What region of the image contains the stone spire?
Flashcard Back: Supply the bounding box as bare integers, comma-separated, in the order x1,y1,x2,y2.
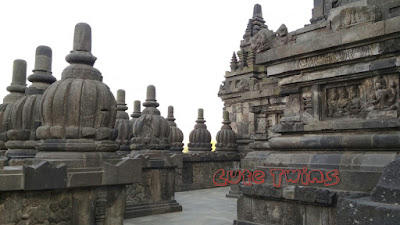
131,100,141,120
116,89,129,120
253,4,263,19
251,4,267,35
130,85,170,150
129,100,141,141
35,23,118,164
27,46,56,91
242,4,268,41
188,108,212,152
230,52,239,72
115,89,131,154
0,60,27,152
6,46,56,160
167,106,184,152
215,111,238,152
3,60,27,104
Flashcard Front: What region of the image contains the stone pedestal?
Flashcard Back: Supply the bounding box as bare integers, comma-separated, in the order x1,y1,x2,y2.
0,158,142,225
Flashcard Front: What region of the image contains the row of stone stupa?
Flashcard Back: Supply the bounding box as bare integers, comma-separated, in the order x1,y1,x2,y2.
0,23,238,163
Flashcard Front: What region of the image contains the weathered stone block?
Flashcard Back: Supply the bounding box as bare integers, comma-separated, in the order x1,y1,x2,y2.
24,161,67,190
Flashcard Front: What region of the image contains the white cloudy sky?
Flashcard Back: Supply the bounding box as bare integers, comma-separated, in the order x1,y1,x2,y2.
0,0,313,144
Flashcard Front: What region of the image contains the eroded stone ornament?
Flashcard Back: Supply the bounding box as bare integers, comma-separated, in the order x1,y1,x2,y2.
0,60,27,153
167,106,184,152
35,23,118,155
6,46,56,159
130,85,171,150
215,111,238,152
188,108,212,152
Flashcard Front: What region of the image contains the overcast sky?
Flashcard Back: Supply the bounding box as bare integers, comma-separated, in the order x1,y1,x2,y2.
0,0,313,145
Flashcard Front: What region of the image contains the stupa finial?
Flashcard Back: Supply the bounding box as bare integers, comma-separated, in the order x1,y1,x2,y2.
28,46,56,91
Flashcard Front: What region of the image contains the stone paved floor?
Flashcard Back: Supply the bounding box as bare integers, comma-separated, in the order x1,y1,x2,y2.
124,187,237,225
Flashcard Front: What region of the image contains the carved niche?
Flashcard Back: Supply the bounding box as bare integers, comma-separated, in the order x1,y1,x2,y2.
324,83,364,119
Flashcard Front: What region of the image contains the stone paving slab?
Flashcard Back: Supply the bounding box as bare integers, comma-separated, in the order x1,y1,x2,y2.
124,187,237,225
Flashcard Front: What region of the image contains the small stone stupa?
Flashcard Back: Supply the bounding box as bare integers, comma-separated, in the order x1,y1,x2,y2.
115,89,131,154
188,108,212,152
166,106,184,152
130,85,171,151
6,46,56,159
0,60,27,154
35,23,119,165
215,111,238,152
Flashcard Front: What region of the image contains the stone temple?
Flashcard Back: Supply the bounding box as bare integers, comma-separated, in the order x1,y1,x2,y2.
1,0,400,225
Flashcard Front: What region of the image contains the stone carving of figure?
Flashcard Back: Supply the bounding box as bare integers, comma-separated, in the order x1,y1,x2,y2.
276,24,288,37
218,81,226,95
327,88,338,117
335,87,350,117
371,75,397,110
237,79,249,92
249,28,275,52
350,86,362,115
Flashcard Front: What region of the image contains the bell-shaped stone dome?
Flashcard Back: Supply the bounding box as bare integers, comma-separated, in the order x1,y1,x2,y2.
130,85,170,150
6,46,57,159
167,106,184,152
115,89,131,154
215,111,238,152
35,23,118,152
188,108,212,152
0,60,27,151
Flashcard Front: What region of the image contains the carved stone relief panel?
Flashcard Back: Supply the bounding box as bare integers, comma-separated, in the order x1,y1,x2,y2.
331,6,381,31
322,74,400,120
323,82,365,120
365,74,399,118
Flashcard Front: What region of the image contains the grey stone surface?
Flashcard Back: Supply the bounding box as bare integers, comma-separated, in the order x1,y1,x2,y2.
124,187,236,225
6,45,56,160
167,106,184,152
370,158,400,204
35,23,118,157
219,2,400,225
115,89,131,155
177,152,240,192
0,60,27,153
188,109,212,152
130,85,171,150
215,111,238,152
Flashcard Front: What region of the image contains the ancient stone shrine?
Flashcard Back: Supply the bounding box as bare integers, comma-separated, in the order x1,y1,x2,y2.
218,1,400,225
0,60,27,158
2,1,400,225
0,23,143,225
6,46,56,162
